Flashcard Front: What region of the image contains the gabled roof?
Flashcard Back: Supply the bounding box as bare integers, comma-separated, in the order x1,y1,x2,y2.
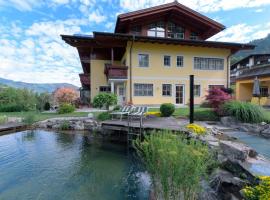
115,1,225,39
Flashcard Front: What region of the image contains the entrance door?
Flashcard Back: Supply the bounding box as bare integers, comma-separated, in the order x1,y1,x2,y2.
175,84,184,105
117,85,125,105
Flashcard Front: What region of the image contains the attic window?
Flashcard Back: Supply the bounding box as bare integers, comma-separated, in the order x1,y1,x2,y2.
147,21,165,37
167,22,184,39
190,32,198,40
131,25,141,35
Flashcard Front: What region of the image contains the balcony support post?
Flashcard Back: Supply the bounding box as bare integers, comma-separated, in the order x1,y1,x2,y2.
110,81,115,94
111,48,114,65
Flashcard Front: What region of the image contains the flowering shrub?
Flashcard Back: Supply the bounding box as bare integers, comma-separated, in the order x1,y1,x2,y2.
242,176,270,200
145,111,161,117
54,87,79,104
206,88,231,114
186,123,207,135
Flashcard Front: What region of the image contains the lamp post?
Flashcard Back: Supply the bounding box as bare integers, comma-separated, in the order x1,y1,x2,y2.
189,75,194,124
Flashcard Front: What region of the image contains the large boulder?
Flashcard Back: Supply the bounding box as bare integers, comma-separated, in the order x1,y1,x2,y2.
220,141,258,162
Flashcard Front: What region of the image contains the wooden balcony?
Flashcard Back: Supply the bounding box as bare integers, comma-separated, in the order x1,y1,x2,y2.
79,73,90,86
104,64,128,80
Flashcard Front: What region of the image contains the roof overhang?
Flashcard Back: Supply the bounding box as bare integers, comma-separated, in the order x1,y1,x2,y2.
115,1,225,39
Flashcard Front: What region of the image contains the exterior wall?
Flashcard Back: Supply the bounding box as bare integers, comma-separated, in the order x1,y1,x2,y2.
128,42,230,105
90,59,110,102
236,77,270,104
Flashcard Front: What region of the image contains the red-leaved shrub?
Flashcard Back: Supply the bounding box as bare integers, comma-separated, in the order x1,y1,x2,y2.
206,88,231,114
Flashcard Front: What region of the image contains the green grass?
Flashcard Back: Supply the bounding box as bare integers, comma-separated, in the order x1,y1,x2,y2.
0,111,93,122
149,107,211,118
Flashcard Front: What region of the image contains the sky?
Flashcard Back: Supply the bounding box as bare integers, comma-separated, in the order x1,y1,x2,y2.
0,0,270,86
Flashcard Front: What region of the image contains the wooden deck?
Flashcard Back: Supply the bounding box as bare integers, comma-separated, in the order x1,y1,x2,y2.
101,117,190,132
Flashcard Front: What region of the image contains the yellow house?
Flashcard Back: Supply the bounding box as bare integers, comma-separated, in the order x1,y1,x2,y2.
62,1,253,106
231,54,270,105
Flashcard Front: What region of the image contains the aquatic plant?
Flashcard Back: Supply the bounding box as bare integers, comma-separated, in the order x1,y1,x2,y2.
22,113,37,125
186,123,207,135
242,176,270,200
134,130,211,200
59,120,70,130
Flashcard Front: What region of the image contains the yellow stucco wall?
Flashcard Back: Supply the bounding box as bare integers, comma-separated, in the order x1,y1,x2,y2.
89,42,231,105
128,42,230,105
236,77,270,104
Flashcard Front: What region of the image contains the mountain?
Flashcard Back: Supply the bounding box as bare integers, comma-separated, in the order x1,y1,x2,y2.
0,77,79,93
232,33,270,64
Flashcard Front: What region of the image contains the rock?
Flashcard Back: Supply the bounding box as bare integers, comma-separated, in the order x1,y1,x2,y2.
220,117,238,127
220,141,258,162
261,125,270,138
210,169,248,200
198,180,218,200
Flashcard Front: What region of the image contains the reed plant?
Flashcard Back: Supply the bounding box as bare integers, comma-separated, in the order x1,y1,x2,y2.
134,130,211,200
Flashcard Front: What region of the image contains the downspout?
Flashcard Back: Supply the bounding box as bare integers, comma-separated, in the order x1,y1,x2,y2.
227,52,233,88
129,35,135,104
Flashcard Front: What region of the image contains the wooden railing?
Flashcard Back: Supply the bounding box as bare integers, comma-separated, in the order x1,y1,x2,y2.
104,64,128,79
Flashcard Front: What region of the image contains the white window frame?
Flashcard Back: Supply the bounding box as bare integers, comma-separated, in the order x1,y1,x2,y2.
138,53,149,68
163,55,171,67
175,84,185,105
134,83,153,96
162,84,172,96
176,55,184,67
193,56,225,71
194,85,201,97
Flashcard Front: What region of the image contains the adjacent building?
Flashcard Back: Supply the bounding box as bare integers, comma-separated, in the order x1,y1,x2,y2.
231,54,270,104
62,1,254,106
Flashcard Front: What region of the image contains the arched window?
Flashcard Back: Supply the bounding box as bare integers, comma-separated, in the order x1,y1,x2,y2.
167,22,185,39
147,21,165,37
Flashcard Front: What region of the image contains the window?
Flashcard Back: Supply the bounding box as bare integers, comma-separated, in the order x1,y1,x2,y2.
164,55,171,67
176,56,183,67
99,86,111,93
134,84,153,96
260,87,269,97
131,25,141,35
194,57,224,70
147,21,165,37
138,54,149,67
194,85,201,97
162,84,172,96
190,32,198,40
208,85,224,90
167,22,185,39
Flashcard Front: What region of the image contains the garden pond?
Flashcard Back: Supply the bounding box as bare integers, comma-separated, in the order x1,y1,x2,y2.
0,130,150,200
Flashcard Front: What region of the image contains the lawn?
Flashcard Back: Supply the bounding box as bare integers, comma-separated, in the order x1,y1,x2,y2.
0,111,91,122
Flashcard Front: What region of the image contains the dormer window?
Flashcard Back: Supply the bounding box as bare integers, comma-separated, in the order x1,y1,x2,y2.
131,25,141,35
167,22,184,39
147,21,165,37
190,32,198,40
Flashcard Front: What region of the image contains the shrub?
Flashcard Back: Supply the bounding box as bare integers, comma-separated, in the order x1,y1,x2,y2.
242,176,270,200
200,101,211,108
58,103,75,114
0,115,8,125
134,131,211,200
54,87,79,104
44,102,51,111
23,113,36,125
222,101,266,123
160,103,175,117
221,87,234,95
194,110,219,121
60,121,70,130
113,105,121,111
97,112,111,121
0,103,23,112
186,123,207,135
93,93,117,109
206,88,231,114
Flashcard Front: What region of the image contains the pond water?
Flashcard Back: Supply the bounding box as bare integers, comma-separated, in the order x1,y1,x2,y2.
0,130,150,200
224,130,270,176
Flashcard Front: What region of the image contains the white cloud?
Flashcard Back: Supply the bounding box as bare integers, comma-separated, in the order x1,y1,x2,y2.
88,10,107,23
0,19,87,86
209,23,270,43
119,0,270,13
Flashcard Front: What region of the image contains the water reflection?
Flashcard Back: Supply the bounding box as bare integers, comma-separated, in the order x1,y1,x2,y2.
0,130,150,200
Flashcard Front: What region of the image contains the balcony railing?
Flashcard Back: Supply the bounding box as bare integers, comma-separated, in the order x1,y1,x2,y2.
104,64,128,80
79,73,90,86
